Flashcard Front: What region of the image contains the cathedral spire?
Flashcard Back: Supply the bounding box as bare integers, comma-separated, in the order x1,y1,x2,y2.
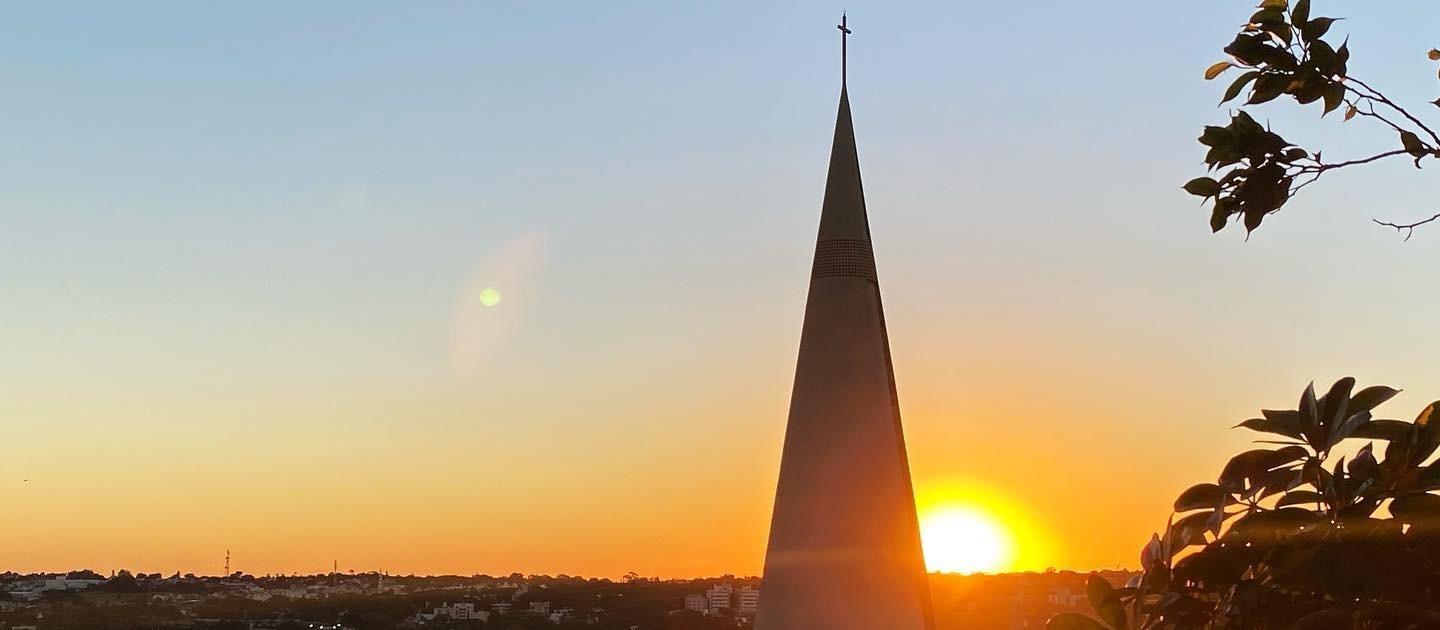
816,79,869,245
755,22,935,630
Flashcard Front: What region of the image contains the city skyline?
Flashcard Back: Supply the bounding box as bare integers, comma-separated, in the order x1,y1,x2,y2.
8,1,1440,580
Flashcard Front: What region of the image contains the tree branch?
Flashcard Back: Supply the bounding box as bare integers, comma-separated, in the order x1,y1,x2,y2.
1373,212,1440,241
1346,76,1440,147
1315,149,1412,172
1345,94,1411,137
1287,150,1412,197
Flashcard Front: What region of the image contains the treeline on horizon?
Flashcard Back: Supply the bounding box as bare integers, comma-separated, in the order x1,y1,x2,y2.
1,567,1135,630
0,568,1134,584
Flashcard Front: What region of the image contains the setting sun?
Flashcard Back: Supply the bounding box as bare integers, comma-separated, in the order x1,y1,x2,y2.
919,505,1017,574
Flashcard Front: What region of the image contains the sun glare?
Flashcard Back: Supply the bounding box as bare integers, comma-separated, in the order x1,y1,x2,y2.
920,505,1016,574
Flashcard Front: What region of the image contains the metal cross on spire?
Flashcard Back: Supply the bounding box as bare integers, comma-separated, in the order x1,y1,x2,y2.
837,12,852,86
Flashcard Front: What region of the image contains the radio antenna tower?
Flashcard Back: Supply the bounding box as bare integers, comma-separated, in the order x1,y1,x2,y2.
224,549,231,576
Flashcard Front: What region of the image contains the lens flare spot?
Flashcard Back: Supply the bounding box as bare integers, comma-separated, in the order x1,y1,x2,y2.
478,287,502,308
451,232,545,375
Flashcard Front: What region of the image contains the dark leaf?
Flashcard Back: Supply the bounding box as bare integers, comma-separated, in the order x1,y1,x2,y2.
1322,81,1345,115
1243,207,1266,233
1225,33,1271,67
1234,110,1263,133
1271,445,1310,467
1175,483,1226,512
1349,385,1400,416
1349,443,1379,480
1262,20,1293,47
1220,448,1304,490
1298,382,1320,449
1183,177,1220,198
1309,40,1338,77
1389,493,1440,524
1227,507,1322,544
1414,402,1440,463
1171,511,1217,548
1415,463,1440,492
1258,466,1304,500
1222,71,1261,104
1235,417,1301,440
1295,78,1326,105
1328,410,1372,448
1209,204,1230,232
1249,6,1286,26
1301,17,1337,42
1086,574,1126,630
1275,490,1324,507
1320,377,1355,434
1401,130,1427,158
1259,409,1305,438
1139,532,1164,569
1048,613,1109,630
1248,73,1287,105
1198,126,1230,147
1384,425,1420,476
1351,419,1412,442
1291,0,1310,27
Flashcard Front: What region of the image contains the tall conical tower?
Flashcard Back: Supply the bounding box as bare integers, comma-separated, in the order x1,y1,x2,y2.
754,17,934,630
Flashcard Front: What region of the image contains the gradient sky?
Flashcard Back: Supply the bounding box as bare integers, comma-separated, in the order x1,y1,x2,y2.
5,1,1440,578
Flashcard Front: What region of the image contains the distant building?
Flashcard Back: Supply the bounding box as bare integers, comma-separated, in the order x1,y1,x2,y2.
43,577,103,591
684,593,708,613
5,588,41,602
452,602,488,620
737,585,760,615
1046,587,1085,608
419,602,490,623
587,606,607,624
706,583,733,615
491,602,512,614
530,601,551,614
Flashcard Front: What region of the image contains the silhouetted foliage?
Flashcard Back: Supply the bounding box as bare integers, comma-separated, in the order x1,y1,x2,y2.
64,569,104,581
1186,0,1440,238
100,570,141,593
1051,378,1440,629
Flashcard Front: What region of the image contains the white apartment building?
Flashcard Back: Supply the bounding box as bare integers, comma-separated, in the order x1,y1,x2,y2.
43,578,103,591
683,593,707,613
705,583,733,615
451,602,488,621
737,585,760,615
422,602,490,622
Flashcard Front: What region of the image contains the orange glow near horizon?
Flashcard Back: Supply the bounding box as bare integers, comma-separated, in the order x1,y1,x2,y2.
915,480,1055,575
920,506,1014,574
